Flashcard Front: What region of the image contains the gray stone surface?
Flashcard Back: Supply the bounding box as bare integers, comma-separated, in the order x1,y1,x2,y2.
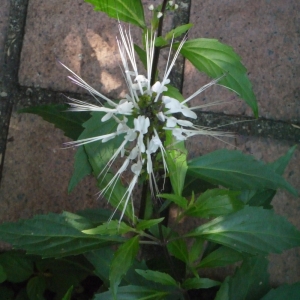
183,0,300,122
0,112,101,222
18,0,173,98
0,0,10,79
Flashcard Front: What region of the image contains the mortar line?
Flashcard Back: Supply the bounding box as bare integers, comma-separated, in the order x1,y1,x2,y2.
0,0,30,185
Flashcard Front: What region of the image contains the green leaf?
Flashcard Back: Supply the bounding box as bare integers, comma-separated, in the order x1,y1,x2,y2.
85,248,113,287
0,252,33,283
84,0,146,28
0,264,7,283
165,131,188,196
136,218,165,231
183,173,216,197
110,236,140,297
155,36,168,47
163,84,185,102
269,145,297,174
62,286,73,300
83,220,133,235
165,24,193,40
186,189,244,218
80,112,134,220
162,86,187,197
68,146,92,193
188,149,298,196
261,282,300,300
134,44,147,69
146,257,186,282
239,189,275,209
188,238,204,264
94,285,169,300
62,211,94,230
19,104,90,140
177,38,258,116
0,213,124,258
167,239,189,264
240,145,297,209
26,276,46,300
36,256,92,299
0,286,15,300
215,256,270,300
182,277,220,290
77,207,119,225
135,270,177,287
197,246,244,268
186,206,300,254
158,194,188,209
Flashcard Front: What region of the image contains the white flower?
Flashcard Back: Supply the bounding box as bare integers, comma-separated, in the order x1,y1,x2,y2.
148,4,154,11
61,23,232,221
157,12,163,19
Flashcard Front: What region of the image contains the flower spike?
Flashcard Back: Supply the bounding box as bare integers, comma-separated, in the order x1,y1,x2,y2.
62,25,233,222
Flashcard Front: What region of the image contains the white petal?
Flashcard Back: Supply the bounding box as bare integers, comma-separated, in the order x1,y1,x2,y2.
152,81,162,93
166,116,177,127
176,119,194,127
125,129,137,142
147,137,159,154
118,158,130,173
151,81,168,94
117,101,134,114
101,112,113,122
181,108,197,119
147,158,153,174
135,75,148,84
156,112,165,122
134,116,150,134
138,134,146,153
131,160,143,175
172,128,186,140
129,146,139,159
163,97,181,112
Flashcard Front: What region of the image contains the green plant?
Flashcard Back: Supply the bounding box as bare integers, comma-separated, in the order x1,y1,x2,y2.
0,1,299,299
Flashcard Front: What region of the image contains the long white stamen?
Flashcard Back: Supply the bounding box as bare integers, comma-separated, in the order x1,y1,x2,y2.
59,61,117,107
182,74,226,105
154,34,188,102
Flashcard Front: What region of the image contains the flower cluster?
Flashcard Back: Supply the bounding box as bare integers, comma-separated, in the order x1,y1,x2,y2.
62,24,230,220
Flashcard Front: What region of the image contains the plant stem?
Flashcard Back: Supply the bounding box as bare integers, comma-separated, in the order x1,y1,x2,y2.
150,0,169,86
158,223,180,282
138,180,149,220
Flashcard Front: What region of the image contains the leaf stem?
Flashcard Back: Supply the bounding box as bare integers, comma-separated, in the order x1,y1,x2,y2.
139,240,159,245
139,231,160,243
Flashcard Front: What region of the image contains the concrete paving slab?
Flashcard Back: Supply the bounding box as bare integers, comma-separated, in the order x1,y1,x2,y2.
183,0,300,122
18,0,174,98
0,112,101,222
